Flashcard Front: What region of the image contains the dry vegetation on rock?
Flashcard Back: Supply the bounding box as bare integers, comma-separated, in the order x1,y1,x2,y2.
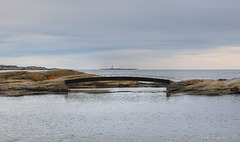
167,78,240,95
0,69,161,96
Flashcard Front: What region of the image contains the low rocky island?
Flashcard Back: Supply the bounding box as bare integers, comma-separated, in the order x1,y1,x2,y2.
0,69,163,96
0,65,49,70
167,78,240,95
1,69,240,96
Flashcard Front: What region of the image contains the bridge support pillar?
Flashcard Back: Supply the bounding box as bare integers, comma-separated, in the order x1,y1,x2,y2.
166,92,171,97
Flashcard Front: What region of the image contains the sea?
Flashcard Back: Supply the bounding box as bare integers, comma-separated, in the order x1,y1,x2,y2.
0,70,240,142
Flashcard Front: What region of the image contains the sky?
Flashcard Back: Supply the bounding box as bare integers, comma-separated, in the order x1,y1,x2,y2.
0,0,240,69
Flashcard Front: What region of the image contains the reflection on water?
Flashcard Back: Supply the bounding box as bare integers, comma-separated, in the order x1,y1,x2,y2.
0,87,240,142
67,87,167,102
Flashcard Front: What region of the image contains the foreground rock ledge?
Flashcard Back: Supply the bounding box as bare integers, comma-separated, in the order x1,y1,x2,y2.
0,69,163,96
167,78,240,95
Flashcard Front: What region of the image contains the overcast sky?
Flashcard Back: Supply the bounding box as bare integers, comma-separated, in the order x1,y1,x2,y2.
1,0,240,69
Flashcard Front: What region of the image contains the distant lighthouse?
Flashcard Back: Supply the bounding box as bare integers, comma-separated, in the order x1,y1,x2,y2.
100,65,138,70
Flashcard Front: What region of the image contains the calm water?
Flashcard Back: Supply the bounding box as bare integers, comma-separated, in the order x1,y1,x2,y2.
78,69,240,81
1,70,240,142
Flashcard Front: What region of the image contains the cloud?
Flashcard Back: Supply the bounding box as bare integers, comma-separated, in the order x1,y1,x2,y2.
159,46,240,69
1,46,239,69
0,0,240,69
0,49,171,69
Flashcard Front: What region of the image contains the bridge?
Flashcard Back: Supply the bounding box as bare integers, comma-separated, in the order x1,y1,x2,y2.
65,75,173,85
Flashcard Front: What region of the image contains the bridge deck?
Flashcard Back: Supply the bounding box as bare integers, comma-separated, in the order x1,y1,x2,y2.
65,76,173,85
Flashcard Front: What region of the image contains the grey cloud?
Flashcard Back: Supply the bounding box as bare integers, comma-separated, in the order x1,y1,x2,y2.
0,0,240,68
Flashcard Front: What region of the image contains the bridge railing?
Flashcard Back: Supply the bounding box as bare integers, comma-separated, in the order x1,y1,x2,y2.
97,74,176,81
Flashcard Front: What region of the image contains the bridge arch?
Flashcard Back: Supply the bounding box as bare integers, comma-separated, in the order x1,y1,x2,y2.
65,76,173,85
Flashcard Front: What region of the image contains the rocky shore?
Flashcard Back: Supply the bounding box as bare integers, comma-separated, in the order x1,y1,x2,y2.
0,69,163,96
167,78,240,95
0,65,49,70
1,69,240,96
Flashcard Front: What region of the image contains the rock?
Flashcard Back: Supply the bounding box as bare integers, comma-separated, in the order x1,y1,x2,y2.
0,69,86,95
167,78,240,95
0,69,84,81
0,65,49,70
0,69,163,96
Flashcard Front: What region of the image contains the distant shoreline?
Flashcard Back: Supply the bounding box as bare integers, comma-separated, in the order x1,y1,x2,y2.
100,66,138,70
100,68,138,70
0,65,50,70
